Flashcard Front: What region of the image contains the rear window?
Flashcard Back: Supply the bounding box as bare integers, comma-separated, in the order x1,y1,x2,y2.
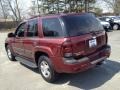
42,18,64,37
62,13,104,37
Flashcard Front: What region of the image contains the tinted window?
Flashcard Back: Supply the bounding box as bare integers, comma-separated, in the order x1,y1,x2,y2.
27,19,38,37
42,18,63,37
15,23,26,37
62,13,104,37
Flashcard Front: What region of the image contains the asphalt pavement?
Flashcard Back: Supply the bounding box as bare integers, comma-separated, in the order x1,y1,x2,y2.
0,30,120,90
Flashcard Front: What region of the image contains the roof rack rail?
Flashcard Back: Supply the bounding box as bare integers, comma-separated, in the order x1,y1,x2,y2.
27,12,88,20
28,13,66,19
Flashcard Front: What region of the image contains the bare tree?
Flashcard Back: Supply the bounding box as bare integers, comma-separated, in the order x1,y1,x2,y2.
15,0,21,20
6,0,22,22
0,0,6,20
102,0,120,15
37,0,41,15
0,0,9,22
7,0,18,21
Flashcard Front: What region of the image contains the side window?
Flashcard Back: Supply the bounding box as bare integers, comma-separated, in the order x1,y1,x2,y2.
27,19,38,37
42,18,63,37
15,23,26,37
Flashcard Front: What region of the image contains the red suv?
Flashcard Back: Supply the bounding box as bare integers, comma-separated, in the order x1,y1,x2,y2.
5,13,111,83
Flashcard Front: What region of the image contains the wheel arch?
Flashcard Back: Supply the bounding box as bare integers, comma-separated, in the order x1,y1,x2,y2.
34,51,49,66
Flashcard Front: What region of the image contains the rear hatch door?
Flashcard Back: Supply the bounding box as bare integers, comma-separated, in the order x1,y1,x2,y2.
70,31,106,56
62,13,107,56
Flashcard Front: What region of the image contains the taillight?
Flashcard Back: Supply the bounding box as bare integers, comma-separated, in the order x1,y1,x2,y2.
61,39,73,58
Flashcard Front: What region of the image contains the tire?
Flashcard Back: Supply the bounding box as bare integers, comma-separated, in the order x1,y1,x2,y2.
38,55,59,83
113,24,119,30
6,46,16,61
96,60,104,66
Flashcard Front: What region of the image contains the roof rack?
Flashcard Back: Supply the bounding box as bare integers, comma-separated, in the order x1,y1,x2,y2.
28,12,89,20
28,13,71,19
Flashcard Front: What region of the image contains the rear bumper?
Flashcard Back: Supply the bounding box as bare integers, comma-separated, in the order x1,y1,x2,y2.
61,56,107,73
52,45,111,73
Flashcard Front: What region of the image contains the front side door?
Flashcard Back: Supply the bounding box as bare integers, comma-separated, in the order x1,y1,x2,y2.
23,19,39,61
12,22,26,56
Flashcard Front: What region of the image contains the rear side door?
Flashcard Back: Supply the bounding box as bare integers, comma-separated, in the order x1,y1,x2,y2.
12,22,26,56
22,19,39,61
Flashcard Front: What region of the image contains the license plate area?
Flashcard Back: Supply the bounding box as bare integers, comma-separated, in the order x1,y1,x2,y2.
89,37,97,48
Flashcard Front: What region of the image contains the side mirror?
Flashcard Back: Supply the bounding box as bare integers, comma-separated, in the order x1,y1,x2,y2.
8,33,15,38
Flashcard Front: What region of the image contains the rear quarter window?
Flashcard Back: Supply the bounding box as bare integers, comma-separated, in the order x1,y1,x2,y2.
42,18,64,37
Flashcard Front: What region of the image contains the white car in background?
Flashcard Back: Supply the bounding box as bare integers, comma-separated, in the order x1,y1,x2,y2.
99,16,120,30
97,18,112,32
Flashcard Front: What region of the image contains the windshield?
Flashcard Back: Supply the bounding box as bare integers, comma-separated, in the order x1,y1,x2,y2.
62,13,104,37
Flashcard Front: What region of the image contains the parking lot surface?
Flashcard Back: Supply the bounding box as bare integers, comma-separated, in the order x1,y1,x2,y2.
0,31,120,90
